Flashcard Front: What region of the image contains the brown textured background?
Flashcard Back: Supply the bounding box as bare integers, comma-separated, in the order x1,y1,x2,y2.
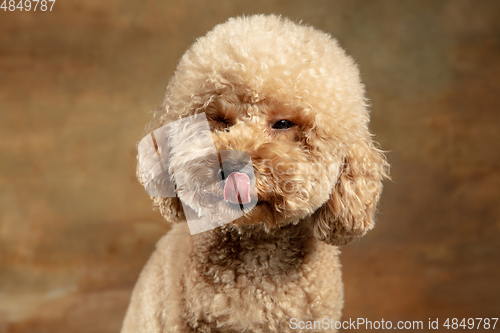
1,1,499,332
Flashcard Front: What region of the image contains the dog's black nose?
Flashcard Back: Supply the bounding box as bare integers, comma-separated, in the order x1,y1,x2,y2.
219,161,251,179
218,150,254,180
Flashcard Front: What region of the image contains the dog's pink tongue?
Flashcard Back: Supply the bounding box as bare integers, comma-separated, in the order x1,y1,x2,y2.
224,172,251,205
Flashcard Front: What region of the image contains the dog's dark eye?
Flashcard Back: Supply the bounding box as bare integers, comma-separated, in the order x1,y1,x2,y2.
272,119,295,130
211,116,233,130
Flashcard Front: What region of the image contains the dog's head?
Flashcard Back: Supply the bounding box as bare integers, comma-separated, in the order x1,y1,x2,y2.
138,15,388,245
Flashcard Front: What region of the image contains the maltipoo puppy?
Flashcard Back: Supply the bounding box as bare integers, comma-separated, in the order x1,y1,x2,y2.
122,14,388,333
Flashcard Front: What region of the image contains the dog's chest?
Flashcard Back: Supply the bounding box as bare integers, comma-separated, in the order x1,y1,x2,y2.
179,225,341,332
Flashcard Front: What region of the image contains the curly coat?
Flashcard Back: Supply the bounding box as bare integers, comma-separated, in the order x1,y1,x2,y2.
122,14,388,333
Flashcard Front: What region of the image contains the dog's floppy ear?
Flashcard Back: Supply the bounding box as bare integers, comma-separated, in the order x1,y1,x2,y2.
136,126,186,224
136,160,186,224
153,196,186,224
312,139,388,245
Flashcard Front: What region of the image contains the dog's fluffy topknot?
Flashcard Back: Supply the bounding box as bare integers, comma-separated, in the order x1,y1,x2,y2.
161,15,367,142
